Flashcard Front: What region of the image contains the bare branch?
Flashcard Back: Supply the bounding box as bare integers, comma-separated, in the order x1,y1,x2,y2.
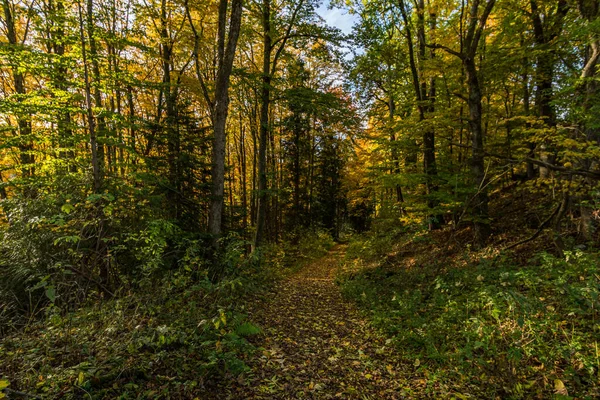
425,43,463,58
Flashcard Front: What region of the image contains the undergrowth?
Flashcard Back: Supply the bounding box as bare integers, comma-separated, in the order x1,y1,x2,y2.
340,231,600,399
0,229,334,399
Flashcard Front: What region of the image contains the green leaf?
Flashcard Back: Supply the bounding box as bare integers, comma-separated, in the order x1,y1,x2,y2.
235,322,261,337
45,286,56,302
0,379,9,390
61,203,74,214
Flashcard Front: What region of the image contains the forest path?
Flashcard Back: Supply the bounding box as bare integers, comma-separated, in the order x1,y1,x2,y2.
225,245,413,399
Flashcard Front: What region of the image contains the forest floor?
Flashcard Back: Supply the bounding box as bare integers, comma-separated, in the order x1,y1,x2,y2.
222,245,419,399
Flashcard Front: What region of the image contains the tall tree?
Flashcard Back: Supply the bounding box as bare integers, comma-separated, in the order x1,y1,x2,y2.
529,0,569,178
254,0,309,248
398,0,440,228
432,0,496,245
186,0,243,241
2,0,35,181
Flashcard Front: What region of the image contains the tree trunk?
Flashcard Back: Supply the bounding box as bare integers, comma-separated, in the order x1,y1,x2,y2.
530,0,569,178
238,117,248,235
399,0,439,227
87,0,106,181
78,1,101,193
464,58,490,245
422,10,440,229
208,0,243,240
254,0,271,249
522,48,536,179
576,0,599,239
160,0,179,219
2,0,35,182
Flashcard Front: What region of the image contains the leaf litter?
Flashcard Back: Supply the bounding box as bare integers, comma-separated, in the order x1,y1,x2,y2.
222,245,418,399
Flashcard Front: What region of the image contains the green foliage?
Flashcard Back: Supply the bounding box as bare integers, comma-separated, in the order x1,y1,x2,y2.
0,238,266,398
0,176,177,330
340,246,600,398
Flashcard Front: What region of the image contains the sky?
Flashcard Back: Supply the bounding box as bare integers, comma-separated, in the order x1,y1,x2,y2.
316,1,357,35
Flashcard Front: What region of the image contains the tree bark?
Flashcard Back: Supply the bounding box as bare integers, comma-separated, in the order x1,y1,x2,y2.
464,57,490,244
208,0,243,240
254,0,272,249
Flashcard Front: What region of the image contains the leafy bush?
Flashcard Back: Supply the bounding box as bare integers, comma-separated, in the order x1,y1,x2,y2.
340,248,600,398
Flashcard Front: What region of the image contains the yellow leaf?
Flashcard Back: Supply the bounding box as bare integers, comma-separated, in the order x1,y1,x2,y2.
77,371,85,386
414,358,421,367
554,379,568,395
0,379,8,390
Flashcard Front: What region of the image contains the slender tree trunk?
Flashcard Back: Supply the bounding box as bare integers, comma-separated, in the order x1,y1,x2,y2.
127,86,137,165
522,48,536,179
254,0,271,249
78,0,101,193
208,0,243,240
227,142,234,229
433,0,495,244
87,0,106,181
576,0,599,239
250,107,258,226
308,114,316,226
292,114,302,228
421,9,440,229
399,0,439,226
46,0,76,170
2,0,34,182
159,0,179,219
464,58,490,244
238,116,248,235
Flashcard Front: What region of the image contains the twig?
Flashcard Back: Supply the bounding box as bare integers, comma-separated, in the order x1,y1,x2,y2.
4,388,42,399
504,202,561,250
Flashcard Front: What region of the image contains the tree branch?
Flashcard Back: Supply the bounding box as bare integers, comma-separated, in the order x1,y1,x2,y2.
470,0,496,56
504,201,560,250
271,0,305,74
185,0,214,113
425,43,463,58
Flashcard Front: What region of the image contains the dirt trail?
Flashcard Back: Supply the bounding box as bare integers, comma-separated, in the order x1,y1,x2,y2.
225,245,413,399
